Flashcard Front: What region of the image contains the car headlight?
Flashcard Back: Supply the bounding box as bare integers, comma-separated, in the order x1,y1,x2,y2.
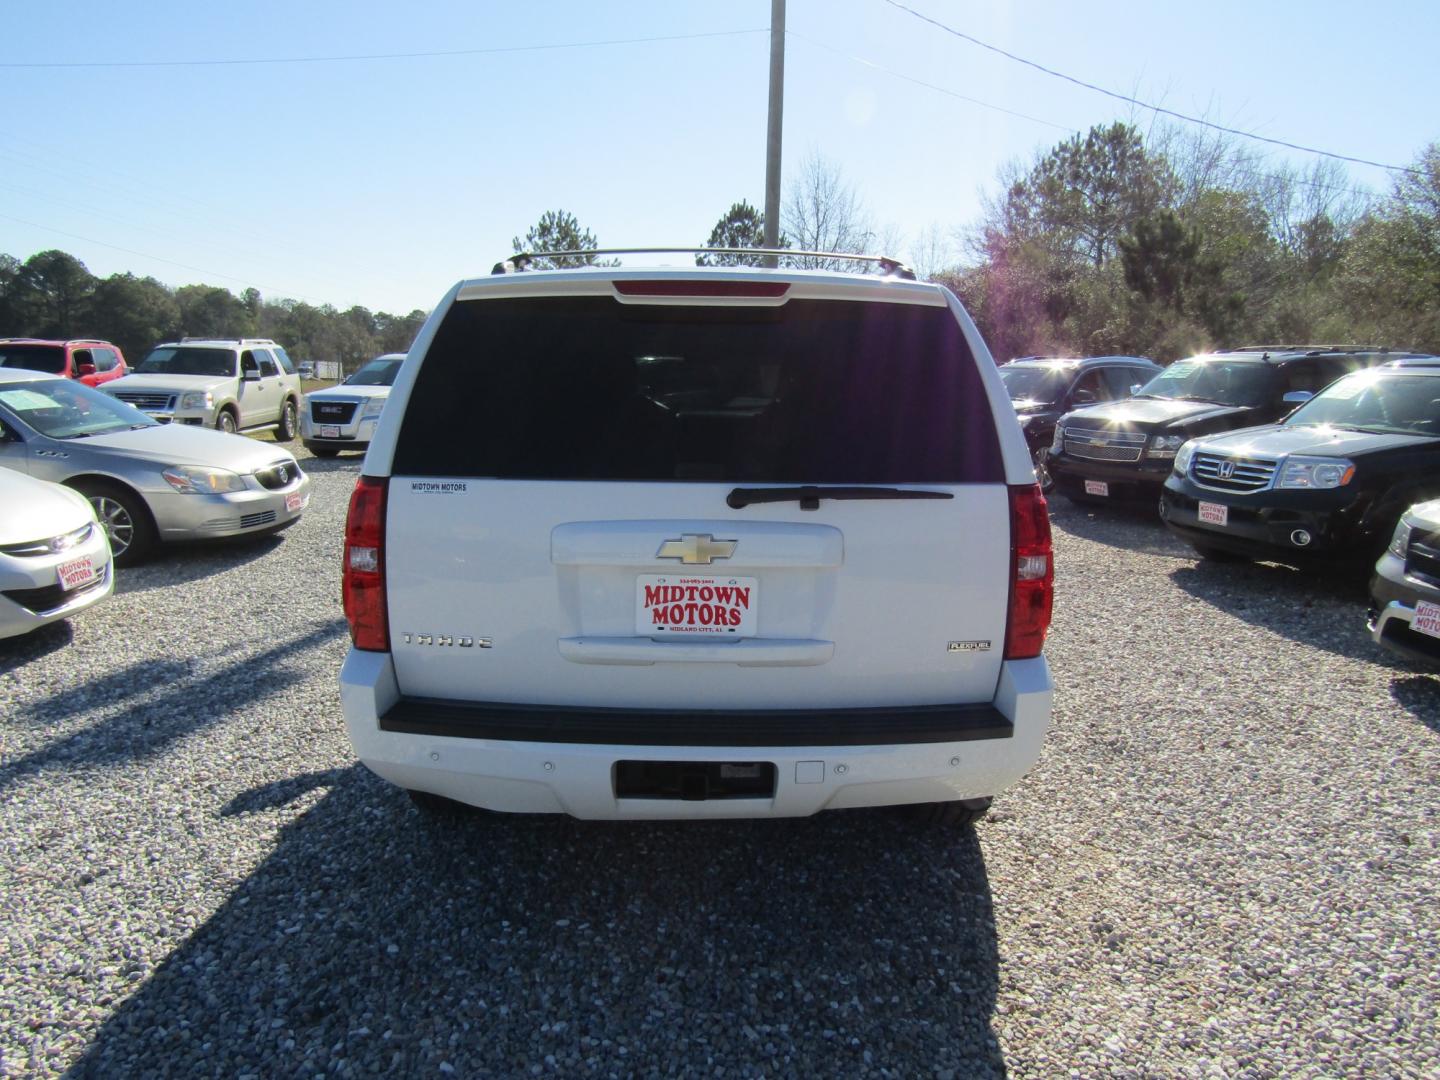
360,398,387,419
1387,517,1414,559
1051,424,1064,451
1277,456,1355,490
178,391,213,410
1173,440,1197,475
1146,434,1186,459
162,465,248,494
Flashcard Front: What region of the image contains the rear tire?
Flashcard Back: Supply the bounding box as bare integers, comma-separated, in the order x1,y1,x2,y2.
897,796,992,828
275,398,297,441
71,479,156,566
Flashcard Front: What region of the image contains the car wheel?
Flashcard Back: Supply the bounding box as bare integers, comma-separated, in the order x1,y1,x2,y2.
216,408,239,434
407,789,474,820
1191,542,1246,563
896,796,992,828
275,399,297,442
71,480,156,566
1032,447,1054,494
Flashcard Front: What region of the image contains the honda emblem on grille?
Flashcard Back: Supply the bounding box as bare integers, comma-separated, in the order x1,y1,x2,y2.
656,533,738,565
1216,460,1236,480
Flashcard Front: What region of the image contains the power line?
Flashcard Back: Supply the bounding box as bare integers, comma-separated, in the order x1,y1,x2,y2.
0,28,767,69
880,0,1423,177
787,30,1074,133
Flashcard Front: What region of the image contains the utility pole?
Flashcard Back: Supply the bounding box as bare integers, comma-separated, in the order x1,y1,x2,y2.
763,0,785,265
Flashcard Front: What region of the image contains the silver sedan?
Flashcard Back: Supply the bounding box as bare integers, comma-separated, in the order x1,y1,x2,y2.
0,369,311,565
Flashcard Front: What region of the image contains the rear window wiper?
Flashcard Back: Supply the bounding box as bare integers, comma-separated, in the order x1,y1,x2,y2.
727,485,955,511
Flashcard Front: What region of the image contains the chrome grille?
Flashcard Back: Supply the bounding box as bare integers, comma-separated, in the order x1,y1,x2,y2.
113,391,175,411
1406,532,1440,587
1191,452,1278,493
254,461,301,491
240,510,278,529
1062,426,1147,463
311,400,357,424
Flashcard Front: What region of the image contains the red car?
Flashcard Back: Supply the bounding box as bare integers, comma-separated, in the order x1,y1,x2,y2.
0,338,129,387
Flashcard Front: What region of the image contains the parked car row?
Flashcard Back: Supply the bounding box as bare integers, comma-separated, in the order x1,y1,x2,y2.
1003,348,1440,670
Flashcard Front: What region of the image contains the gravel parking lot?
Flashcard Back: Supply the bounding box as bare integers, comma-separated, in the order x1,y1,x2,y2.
2,453,1437,1078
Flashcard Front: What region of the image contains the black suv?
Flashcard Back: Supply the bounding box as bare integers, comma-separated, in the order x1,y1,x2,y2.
1046,346,1425,504
998,356,1159,490
1160,361,1440,567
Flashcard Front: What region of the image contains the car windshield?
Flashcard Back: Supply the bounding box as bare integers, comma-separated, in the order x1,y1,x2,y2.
137,347,236,377
998,365,1071,405
1136,357,1274,407
0,345,67,375
1285,371,1440,436
345,357,403,386
0,378,156,438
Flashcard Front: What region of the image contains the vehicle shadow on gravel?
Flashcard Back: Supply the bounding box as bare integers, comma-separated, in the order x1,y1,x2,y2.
0,619,346,792
1169,561,1391,662
1390,675,1440,732
1047,499,1191,559
0,620,74,673
114,534,291,594
70,767,1006,1078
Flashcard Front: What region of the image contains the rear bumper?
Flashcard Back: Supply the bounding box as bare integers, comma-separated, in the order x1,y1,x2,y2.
340,649,1052,820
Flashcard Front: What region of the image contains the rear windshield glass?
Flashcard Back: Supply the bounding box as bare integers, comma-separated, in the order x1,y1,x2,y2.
137,347,236,377
393,295,1001,483
0,345,66,374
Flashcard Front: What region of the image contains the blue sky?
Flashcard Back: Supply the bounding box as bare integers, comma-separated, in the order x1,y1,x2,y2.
3,0,1436,314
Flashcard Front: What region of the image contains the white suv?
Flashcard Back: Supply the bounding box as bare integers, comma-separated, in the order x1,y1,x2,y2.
104,338,303,440
339,252,1054,826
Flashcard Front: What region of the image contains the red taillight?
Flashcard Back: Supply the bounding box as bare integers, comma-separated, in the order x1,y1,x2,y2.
343,476,389,651
1005,484,1053,659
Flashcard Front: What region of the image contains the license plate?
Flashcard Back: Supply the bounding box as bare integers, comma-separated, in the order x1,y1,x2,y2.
319,425,340,438
58,555,97,591
1414,600,1440,639
286,492,306,512
1198,501,1229,527
1084,480,1109,497
636,575,759,638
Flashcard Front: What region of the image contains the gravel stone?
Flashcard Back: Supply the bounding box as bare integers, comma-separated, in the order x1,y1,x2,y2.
1,458,1436,1077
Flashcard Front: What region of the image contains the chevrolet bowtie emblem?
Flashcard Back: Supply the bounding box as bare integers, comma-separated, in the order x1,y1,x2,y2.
656,533,738,565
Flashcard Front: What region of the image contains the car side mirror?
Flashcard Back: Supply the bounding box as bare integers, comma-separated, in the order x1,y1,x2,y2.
242,368,260,382
1072,388,1097,405
76,361,97,377
1282,390,1313,404
1129,384,1142,396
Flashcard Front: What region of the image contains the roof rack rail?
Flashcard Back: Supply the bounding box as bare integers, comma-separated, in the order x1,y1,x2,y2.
1232,344,1385,353
179,336,279,345
491,247,916,280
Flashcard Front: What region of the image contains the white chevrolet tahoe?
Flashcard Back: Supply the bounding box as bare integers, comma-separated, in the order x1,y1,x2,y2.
339,251,1054,826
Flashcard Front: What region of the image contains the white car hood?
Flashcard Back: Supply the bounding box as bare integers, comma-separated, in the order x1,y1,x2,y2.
105,372,233,395
74,424,297,472
0,466,94,545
